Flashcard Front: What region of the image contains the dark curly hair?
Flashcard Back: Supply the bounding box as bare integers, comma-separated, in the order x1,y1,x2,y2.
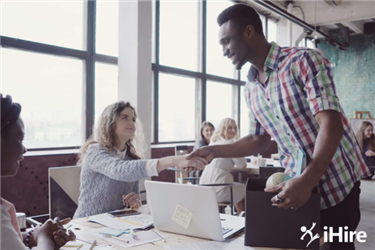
1,94,22,132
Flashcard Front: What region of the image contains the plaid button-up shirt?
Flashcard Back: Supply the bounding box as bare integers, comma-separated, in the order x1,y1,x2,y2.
244,42,371,209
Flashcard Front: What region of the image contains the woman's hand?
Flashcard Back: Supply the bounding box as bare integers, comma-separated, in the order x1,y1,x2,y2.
29,218,62,249
122,192,141,209
175,155,208,171
51,217,76,249
53,229,76,249
365,150,375,157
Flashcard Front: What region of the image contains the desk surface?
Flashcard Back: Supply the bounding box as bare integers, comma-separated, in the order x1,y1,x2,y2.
69,216,306,250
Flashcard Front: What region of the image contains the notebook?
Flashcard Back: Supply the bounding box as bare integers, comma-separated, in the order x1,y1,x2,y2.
145,180,245,241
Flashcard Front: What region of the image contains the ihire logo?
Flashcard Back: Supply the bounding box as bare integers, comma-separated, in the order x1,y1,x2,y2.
322,226,367,243
300,223,320,248
300,223,367,248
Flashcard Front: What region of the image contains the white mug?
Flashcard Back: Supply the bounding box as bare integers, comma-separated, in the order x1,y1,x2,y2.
257,158,266,167
16,212,26,231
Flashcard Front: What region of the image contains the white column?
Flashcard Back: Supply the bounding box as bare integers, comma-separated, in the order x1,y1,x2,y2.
119,0,153,198
118,0,152,159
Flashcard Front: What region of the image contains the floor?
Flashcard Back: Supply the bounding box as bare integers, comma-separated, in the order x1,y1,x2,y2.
355,178,375,250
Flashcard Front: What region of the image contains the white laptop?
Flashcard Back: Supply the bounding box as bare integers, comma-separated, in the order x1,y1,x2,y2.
145,180,245,241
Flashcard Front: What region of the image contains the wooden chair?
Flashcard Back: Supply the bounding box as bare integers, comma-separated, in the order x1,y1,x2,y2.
355,111,372,119
49,166,81,219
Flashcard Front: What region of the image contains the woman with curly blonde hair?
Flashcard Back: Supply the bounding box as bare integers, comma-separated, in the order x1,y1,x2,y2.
199,118,247,213
74,101,207,218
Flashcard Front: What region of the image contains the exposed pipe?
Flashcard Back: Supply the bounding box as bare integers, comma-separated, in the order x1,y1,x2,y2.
251,0,348,49
287,2,293,46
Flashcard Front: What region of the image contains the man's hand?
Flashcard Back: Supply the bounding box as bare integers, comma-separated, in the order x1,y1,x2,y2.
186,146,214,163
175,155,208,171
264,175,316,209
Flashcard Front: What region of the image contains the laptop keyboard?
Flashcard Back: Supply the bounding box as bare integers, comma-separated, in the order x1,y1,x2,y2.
222,227,233,235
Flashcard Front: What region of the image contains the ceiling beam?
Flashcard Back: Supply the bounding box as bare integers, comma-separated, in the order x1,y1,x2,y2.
342,21,363,34
303,1,375,27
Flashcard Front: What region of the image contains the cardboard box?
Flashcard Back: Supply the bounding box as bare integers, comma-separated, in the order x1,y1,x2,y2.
245,178,321,250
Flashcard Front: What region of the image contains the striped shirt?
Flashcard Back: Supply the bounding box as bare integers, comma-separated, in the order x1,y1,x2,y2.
244,42,371,209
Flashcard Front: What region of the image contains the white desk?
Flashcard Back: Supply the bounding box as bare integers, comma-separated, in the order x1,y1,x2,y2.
68,214,319,250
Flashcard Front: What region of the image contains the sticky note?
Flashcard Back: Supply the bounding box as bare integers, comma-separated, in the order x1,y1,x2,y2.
171,204,193,229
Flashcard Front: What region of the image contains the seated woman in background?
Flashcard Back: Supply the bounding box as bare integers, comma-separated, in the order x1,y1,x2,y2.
193,121,215,150
73,101,207,218
189,122,215,183
1,94,75,250
355,121,375,171
199,118,247,213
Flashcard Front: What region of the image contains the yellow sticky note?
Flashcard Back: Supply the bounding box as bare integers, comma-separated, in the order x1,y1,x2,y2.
171,204,193,229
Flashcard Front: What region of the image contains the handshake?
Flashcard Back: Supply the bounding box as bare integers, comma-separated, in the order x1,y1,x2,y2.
176,146,214,172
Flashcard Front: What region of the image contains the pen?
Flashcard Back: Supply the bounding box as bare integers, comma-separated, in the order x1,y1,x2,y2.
116,217,141,226
152,230,166,243
88,240,96,250
108,235,129,243
131,229,138,240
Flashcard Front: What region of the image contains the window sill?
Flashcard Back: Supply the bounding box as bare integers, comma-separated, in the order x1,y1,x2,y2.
151,142,194,148
24,149,80,157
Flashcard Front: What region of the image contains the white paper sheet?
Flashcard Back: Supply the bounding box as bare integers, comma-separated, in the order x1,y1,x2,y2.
88,227,168,248
163,237,256,250
87,213,153,230
60,241,113,250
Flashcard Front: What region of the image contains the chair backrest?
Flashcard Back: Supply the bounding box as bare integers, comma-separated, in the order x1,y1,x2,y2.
174,145,189,184
49,166,81,219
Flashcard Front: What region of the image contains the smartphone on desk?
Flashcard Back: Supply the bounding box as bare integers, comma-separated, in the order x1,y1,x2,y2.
108,209,141,217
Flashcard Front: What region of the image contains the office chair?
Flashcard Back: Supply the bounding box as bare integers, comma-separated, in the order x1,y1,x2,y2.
49,166,81,219
199,183,234,215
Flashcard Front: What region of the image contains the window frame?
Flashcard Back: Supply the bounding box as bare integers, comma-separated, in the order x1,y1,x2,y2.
152,0,250,144
0,0,118,151
1,0,279,149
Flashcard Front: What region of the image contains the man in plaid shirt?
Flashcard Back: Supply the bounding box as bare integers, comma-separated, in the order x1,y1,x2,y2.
189,4,371,250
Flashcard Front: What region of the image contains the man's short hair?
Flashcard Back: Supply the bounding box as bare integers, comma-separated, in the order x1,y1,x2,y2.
217,4,264,36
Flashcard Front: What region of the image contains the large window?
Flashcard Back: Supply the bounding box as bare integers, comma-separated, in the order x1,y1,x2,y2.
1,0,118,150
206,81,233,127
154,1,279,143
1,49,83,148
1,0,279,148
158,74,196,142
154,0,245,143
206,0,235,79
96,0,119,56
1,1,84,50
159,1,199,71
95,63,118,124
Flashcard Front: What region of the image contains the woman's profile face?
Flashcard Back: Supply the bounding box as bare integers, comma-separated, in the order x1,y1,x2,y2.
1,117,27,177
202,125,214,141
364,125,373,139
225,121,238,140
115,107,136,143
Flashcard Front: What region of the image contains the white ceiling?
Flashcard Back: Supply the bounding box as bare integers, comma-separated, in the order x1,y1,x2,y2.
238,0,375,35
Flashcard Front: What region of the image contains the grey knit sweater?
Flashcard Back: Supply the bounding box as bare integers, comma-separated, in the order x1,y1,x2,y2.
73,143,149,218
